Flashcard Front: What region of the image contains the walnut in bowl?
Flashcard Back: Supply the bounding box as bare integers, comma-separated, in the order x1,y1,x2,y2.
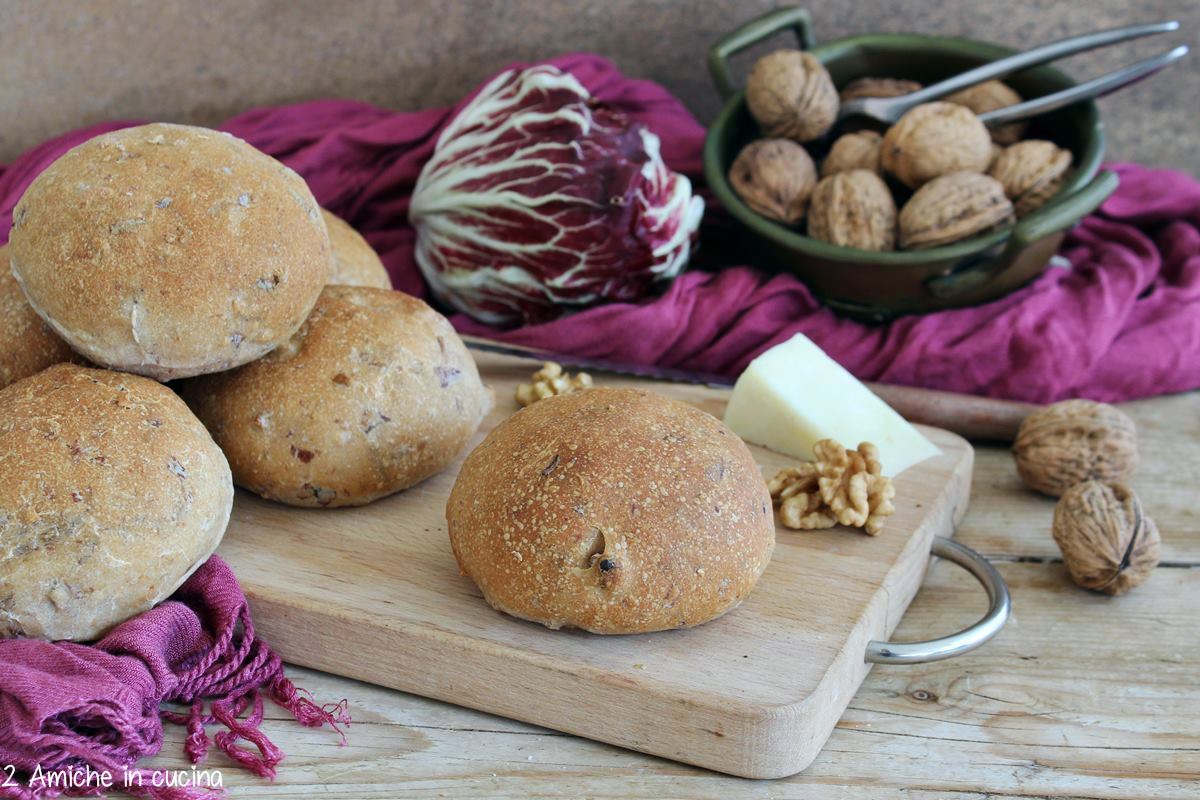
821,131,884,177
745,50,839,143
729,139,817,225
990,140,1073,217
898,172,1014,250
945,79,1028,145
808,170,896,252
702,20,1112,318
881,102,994,188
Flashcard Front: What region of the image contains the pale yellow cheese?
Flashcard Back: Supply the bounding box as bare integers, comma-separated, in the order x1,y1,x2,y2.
723,333,939,476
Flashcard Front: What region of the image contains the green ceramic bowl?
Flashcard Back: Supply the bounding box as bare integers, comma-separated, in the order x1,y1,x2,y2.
704,7,1119,320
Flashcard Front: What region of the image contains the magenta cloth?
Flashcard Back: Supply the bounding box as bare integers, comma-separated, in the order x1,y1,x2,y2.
1,54,1198,402
0,557,349,799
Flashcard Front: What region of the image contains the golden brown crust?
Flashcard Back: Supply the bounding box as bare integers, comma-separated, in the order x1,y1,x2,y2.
322,209,391,289
8,123,330,380
0,244,80,389
178,286,489,508
446,388,775,634
0,364,232,641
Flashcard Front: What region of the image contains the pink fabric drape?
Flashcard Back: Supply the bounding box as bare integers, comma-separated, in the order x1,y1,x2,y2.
1,55,1197,401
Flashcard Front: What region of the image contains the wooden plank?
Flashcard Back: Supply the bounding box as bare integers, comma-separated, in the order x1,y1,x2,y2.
215,350,974,778
955,392,1200,565
146,561,1199,799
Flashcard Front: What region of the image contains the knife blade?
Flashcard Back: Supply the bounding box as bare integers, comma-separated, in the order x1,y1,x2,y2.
464,337,1037,441
464,337,734,387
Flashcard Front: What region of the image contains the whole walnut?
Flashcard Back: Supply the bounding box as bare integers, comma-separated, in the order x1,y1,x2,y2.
821,130,883,177
945,79,1027,145
989,140,1073,217
1052,481,1160,595
1013,399,1138,497
729,139,818,224
746,50,838,143
808,170,896,252
898,172,1013,250
882,102,993,188
839,77,923,102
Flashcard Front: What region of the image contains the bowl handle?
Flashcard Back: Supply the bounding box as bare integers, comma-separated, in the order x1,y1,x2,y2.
865,537,1011,664
707,6,816,100
926,170,1120,299
1006,169,1120,251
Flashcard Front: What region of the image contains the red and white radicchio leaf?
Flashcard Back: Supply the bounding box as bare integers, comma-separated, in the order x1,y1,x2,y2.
409,65,704,326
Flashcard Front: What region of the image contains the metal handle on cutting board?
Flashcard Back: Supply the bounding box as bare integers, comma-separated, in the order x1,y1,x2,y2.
865,537,1010,664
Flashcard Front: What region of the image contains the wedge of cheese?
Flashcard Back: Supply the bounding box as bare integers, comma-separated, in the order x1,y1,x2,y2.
723,333,939,476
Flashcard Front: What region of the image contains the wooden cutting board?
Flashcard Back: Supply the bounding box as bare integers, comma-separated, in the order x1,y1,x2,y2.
216,350,973,779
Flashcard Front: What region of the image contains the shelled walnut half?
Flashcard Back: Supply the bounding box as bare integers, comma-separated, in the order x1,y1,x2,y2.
768,439,896,535
515,362,593,407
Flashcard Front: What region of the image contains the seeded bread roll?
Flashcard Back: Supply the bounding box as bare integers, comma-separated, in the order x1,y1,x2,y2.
447,388,775,634
0,244,79,389
0,364,233,641
179,286,490,508
8,123,330,380
322,209,392,289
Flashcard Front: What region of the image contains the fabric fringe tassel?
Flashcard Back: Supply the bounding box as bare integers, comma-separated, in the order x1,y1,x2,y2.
0,557,349,800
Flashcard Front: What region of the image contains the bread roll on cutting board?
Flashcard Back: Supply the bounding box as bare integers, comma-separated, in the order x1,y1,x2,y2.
0,364,232,641
8,123,330,381
447,387,775,634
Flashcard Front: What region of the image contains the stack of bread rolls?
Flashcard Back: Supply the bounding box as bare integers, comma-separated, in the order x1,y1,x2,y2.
1,122,490,641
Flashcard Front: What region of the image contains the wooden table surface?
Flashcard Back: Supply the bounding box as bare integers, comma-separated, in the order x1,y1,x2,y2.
145,391,1200,799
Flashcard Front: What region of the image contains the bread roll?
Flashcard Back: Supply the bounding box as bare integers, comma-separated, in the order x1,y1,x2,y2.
447,388,775,634
179,286,490,507
0,364,233,641
0,244,79,389
8,123,330,380
322,209,391,289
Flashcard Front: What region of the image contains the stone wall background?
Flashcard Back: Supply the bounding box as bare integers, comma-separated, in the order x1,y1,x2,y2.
1,0,1196,172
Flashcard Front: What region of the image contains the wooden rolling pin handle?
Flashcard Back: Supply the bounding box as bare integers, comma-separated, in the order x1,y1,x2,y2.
866,382,1038,443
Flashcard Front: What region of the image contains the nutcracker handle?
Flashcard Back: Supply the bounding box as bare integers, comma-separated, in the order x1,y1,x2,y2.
708,6,816,101
1005,170,1119,252
866,537,1011,664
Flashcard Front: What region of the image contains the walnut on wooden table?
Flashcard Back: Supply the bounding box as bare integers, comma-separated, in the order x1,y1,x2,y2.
515,361,593,407
768,439,896,535
1052,480,1161,595
1012,399,1138,497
